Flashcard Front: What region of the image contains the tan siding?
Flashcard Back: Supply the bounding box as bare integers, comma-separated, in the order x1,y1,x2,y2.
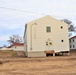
24,15,69,57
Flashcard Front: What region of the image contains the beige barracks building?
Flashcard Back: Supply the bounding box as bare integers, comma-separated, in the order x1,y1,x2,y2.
24,15,69,57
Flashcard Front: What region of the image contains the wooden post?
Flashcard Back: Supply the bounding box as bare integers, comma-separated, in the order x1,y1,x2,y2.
67,52,70,56
53,53,55,56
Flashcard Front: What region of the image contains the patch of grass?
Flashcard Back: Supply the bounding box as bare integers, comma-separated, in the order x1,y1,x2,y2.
13,52,17,56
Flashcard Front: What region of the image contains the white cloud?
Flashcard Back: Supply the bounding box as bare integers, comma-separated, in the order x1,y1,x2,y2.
0,35,9,41
0,0,76,19
0,24,23,29
0,0,76,30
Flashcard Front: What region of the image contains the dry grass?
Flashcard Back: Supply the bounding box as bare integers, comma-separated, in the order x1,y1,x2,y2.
0,52,76,75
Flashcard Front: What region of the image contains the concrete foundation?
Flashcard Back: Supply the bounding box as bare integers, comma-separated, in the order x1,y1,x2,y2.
27,51,46,57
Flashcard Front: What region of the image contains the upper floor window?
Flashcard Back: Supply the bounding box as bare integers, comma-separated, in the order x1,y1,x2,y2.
70,40,71,42
61,40,64,42
73,39,74,42
46,26,51,32
61,26,63,29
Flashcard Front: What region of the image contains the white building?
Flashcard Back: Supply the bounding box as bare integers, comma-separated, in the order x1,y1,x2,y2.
11,43,24,51
0,43,24,51
69,36,76,50
24,15,69,57
0,45,11,50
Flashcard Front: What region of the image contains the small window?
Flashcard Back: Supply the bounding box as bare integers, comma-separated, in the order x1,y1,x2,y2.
73,45,75,48
70,45,71,48
73,39,74,42
46,42,48,46
46,26,51,32
61,40,64,42
49,42,52,45
70,40,71,42
61,26,63,29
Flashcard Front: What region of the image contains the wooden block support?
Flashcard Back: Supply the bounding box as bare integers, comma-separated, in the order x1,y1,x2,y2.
53,53,55,56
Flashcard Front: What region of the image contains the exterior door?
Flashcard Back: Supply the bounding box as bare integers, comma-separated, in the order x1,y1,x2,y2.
45,41,53,50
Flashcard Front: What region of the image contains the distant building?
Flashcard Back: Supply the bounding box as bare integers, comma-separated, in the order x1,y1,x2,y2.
69,36,76,50
10,43,24,51
0,47,2,49
0,43,24,51
24,15,69,57
1,45,10,50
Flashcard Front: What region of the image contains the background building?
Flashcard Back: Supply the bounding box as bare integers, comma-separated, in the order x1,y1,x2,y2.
69,36,76,50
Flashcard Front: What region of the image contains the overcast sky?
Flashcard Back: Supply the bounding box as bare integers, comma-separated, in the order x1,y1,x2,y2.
0,0,76,46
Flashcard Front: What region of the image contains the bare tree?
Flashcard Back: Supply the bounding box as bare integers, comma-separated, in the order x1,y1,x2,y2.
61,19,76,37
7,35,23,44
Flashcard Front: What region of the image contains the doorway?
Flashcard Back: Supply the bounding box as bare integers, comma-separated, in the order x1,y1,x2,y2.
45,40,54,57
46,41,53,50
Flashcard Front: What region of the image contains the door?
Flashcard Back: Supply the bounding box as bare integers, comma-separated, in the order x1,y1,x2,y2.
45,40,53,50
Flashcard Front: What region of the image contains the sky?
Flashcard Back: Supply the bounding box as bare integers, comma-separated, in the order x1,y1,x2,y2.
0,0,76,46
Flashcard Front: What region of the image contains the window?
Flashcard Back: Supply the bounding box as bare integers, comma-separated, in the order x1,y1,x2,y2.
61,40,64,42
73,39,74,42
46,26,51,32
49,42,52,45
61,26,63,29
46,42,48,46
70,45,71,48
70,40,71,42
73,45,75,48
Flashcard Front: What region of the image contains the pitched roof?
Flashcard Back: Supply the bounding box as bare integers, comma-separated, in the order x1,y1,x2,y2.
0,47,3,49
13,43,24,46
26,15,67,25
7,43,24,48
69,36,76,39
7,45,13,48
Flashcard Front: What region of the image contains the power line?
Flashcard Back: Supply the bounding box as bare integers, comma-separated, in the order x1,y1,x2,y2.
0,6,75,19
0,6,47,15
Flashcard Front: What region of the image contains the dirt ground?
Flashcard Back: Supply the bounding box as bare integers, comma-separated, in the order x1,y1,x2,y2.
0,53,76,75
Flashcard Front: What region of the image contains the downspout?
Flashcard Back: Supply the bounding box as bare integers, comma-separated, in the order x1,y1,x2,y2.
30,23,37,50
